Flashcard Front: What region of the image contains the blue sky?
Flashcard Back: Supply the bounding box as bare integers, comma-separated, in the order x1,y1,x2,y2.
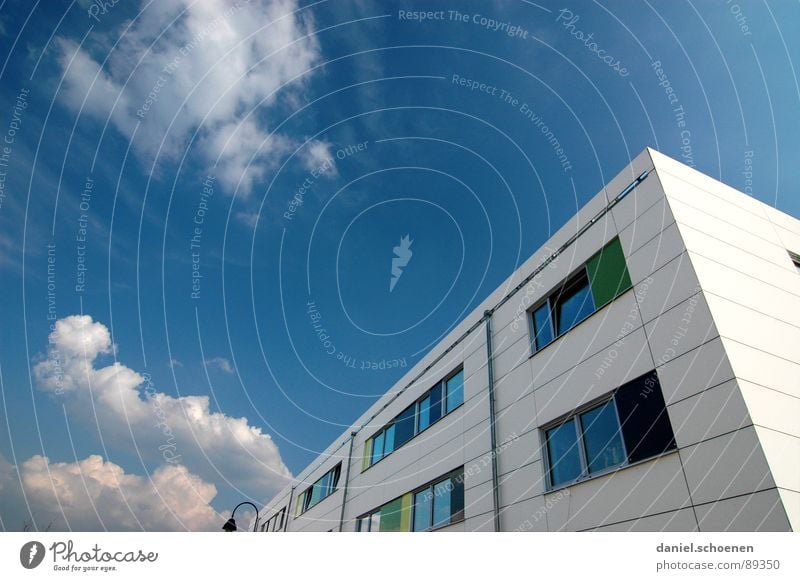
0,0,798,530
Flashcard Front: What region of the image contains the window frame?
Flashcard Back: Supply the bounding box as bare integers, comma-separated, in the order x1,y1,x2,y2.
364,366,464,471
356,467,465,532
541,373,676,491
543,395,630,489
297,463,342,515
410,469,465,532
528,237,631,355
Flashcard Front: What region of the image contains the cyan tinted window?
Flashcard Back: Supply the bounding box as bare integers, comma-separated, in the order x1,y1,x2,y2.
413,488,432,531
429,383,443,425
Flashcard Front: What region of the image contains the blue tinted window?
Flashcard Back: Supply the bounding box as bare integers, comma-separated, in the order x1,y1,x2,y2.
417,395,431,432
413,488,433,531
446,370,464,413
533,302,554,350
546,421,583,486
394,404,416,447
555,273,595,335
580,401,625,474
432,479,452,528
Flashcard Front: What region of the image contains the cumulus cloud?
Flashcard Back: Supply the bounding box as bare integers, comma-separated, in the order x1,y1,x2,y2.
205,356,234,374
0,453,223,531
34,315,291,500
55,0,327,194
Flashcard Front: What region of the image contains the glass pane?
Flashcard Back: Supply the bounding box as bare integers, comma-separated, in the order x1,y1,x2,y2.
432,479,453,528
394,404,416,447
429,384,443,424
369,512,381,532
580,401,626,474
356,517,367,532
446,370,464,413
546,421,583,486
383,424,396,455
417,396,431,432
413,488,433,531
329,465,340,493
555,274,595,335
371,431,384,464
533,302,554,350
614,371,676,463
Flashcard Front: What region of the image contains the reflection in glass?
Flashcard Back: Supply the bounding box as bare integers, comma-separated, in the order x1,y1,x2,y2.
546,421,582,486
555,275,595,335
432,479,452,528
413,488,433,531
446,371,464,412
580,401,625,474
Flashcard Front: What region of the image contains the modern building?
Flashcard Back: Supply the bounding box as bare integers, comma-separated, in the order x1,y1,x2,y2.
260,147,800,532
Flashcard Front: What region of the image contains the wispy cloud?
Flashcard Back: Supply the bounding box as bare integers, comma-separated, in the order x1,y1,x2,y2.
204,356,234,375
54,0,327,194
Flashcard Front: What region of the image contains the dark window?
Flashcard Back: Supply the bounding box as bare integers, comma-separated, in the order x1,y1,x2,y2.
532,301,554,350
429,383,443,425
614,372,676,463
394,404,416,448
543,371,676,488
554,271,595,336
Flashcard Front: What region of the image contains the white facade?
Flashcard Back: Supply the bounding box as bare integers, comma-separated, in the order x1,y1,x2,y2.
260,148,800,532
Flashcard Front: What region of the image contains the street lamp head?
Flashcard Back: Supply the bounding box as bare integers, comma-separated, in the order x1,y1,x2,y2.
222,518,237,532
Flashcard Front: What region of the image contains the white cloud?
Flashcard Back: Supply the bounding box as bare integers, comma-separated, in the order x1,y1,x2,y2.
0,453,224,531
34,315,291,500
55,0,322,194
204,356,234,374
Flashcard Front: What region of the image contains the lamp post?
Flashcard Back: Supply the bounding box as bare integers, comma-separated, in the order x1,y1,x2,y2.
222,501,260,532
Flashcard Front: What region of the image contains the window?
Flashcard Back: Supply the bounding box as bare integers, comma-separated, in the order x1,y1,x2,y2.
445,370,463,412
411,471,464,531
532,302,554,350
543,371,676,488
530,237,632,353
260,507,286,532
296,463,342,515
364,368,464,470
357,468,464,532
554,270,595,335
